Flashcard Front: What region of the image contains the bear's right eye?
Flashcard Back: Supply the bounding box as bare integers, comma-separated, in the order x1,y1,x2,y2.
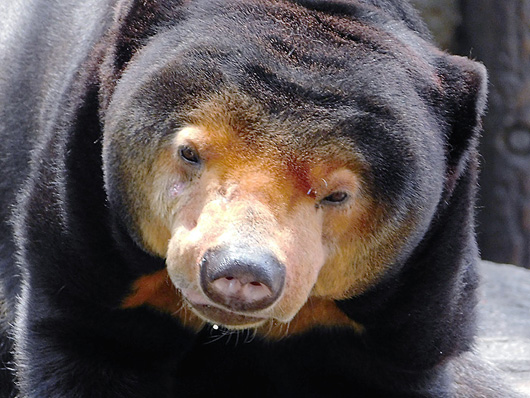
321,191,349,205
179,145,200,165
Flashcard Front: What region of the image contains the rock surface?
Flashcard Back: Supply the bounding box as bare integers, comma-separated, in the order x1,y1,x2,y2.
477,261,530,396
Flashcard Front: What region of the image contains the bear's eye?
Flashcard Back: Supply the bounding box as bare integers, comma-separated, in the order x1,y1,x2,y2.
179,145,200,165
322,191,349,205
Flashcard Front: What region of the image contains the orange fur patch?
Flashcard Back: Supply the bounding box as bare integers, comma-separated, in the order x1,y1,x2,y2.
122,270,205,330
122,270,177,310
122,272,362,337
259,297,364,338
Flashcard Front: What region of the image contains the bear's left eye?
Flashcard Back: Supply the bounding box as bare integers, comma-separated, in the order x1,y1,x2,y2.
322,191,349,205
179,145,200,165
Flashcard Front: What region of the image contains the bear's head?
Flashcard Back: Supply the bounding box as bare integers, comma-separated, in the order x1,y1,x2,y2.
100,0,487,335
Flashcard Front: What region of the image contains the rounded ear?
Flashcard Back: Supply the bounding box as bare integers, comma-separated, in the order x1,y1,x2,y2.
110,0,185,72
436,54,488,174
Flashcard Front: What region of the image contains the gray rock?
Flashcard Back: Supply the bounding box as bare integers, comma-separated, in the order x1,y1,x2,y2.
476,261,530,396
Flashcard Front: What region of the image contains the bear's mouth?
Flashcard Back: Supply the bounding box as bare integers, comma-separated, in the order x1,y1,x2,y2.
182,288,268,328
188,303,268,328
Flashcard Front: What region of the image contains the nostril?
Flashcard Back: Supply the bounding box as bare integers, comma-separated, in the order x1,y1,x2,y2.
212,277,242,296
241,281,272,302
211,277,273,303
200,246,286,312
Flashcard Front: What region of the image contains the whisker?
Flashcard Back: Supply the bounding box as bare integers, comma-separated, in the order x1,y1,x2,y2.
283,321,291,339
263,320,274,339
204,333,226,345
244,328,257,344
225,330,233,345
204,326,228,344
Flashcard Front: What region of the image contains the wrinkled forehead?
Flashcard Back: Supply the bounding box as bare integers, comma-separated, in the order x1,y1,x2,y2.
181,90,362,163
113,52,423,207
108,0,442,199
125,0,428,117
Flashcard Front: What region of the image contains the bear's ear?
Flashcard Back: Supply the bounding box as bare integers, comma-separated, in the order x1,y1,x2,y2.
110,0,187,72
99,0,186,111
435,54,488,182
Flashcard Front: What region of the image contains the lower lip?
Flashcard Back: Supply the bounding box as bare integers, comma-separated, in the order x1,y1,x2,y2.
181,290,267,328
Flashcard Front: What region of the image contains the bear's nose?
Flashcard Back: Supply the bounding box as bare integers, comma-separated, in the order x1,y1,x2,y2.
200,246,285,312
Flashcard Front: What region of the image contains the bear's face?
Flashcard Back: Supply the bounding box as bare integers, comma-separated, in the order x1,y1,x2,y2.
142,102,375,329
101,1,476,334
110,88,390,333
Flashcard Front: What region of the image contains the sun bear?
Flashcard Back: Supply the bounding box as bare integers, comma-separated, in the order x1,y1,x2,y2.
0,0,520,397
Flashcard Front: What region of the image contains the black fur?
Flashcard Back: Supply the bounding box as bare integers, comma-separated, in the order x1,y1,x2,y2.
0,0,516,397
